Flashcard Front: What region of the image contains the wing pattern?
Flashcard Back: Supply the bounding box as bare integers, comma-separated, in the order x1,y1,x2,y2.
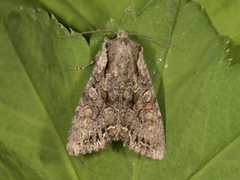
67,30,166,160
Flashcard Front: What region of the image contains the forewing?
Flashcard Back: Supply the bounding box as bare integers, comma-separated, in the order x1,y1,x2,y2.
120,50,166,160
67,42,118,155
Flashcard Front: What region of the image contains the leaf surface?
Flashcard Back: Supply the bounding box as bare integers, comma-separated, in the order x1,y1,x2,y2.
0,0,239,179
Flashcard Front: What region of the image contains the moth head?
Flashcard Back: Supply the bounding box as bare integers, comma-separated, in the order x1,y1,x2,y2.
116,30,128,39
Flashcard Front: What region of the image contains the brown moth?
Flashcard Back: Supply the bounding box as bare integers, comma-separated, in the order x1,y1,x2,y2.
67,30,166,160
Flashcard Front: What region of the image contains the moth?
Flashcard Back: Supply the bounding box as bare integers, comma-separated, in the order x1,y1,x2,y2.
67,30,166,160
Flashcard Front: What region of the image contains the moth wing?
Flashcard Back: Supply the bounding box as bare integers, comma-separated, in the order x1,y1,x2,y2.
67,43,117,155
121,51,166,160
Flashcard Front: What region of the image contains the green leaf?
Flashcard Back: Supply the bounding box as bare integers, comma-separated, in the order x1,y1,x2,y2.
197,0,240,38
0,0,239,179
197,0,240,66
0,0,154,32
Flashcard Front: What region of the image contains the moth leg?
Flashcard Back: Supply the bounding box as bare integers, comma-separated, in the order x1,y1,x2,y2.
69,60,95,70
69,46,104,70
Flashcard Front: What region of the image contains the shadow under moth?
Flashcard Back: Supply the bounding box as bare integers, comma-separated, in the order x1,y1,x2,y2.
66,30,166,160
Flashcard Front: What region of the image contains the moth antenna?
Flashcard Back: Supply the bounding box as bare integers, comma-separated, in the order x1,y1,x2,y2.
128,32,179,51
61,30,117,38
61,30,178,50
